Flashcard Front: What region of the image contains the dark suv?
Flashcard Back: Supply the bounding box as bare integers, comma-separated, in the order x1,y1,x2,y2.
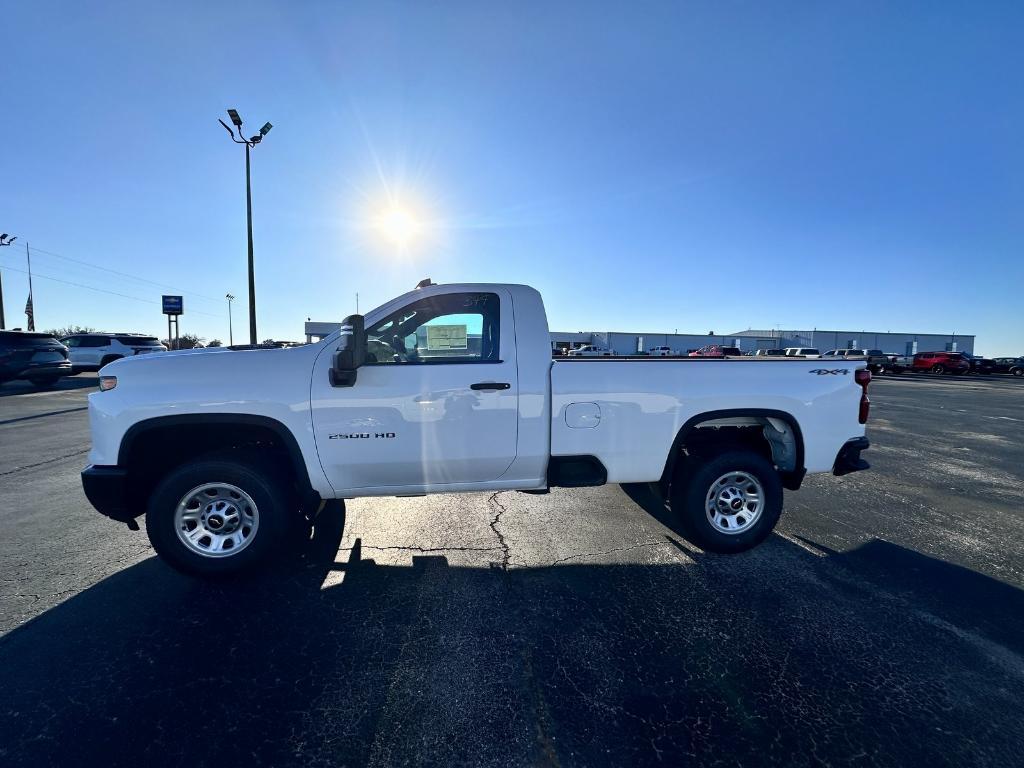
0,331,72,388
992,357,1024,376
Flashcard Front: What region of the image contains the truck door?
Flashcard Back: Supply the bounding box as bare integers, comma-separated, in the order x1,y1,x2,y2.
311,288,519,492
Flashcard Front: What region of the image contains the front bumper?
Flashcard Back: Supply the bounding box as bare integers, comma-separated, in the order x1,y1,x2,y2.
833,437,870,476
82,465,137,523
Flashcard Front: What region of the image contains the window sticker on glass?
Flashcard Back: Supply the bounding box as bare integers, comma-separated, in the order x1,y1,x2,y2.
427,324,468,351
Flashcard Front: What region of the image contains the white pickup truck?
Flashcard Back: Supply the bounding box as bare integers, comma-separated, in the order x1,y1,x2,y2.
82,281,871,576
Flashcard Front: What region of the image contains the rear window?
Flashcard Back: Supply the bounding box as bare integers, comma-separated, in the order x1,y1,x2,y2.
0,331,57,346
117,336,161,346
722,347,742,355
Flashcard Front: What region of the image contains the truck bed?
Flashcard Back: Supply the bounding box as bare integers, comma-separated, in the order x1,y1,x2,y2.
549,357,864,482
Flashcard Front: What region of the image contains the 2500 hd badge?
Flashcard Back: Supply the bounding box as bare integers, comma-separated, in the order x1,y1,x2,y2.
329,432,397,439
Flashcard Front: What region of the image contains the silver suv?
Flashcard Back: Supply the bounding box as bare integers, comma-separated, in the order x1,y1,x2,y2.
60,333,166,373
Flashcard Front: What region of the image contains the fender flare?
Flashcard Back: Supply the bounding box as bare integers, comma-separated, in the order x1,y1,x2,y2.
659,408,806,491
118,413,318,502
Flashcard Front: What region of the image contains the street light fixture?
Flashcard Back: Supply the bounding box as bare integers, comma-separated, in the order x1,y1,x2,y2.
218,108,272,344
225,293,235,346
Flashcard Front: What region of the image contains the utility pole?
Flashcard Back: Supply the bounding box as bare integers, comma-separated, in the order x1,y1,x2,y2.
218,109,273,345
0,233,16,329
356,292,359,314
226,293,235,346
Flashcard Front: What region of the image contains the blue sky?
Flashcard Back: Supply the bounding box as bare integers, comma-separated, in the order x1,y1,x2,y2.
2,2,1022,354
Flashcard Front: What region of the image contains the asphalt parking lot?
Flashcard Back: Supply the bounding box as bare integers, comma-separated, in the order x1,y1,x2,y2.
1,373,1022,767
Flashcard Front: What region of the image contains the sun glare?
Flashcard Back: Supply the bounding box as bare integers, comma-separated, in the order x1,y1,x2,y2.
374,205,422,248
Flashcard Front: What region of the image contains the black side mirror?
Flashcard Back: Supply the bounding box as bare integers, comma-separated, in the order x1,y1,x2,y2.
330,314,366,387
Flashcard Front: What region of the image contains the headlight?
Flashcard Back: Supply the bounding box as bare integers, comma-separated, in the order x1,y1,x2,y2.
99,376,118,392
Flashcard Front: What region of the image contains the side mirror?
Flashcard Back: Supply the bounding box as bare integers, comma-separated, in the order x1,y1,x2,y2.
330,314,366,387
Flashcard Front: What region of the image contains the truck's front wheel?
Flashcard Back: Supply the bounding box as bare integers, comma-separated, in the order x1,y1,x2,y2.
669,450,783,554
145,454,293,576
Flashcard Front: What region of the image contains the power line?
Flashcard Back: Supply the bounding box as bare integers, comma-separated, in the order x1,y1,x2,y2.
21,244,228,304
0,263,224,319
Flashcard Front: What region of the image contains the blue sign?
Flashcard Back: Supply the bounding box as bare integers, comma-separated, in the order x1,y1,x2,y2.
162,295,183,315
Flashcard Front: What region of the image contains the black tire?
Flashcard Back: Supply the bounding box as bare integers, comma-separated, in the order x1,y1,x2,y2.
1013,368,1024,378
145,453,297,576
99,355,123,368
668,450,783,554
931,364,945,375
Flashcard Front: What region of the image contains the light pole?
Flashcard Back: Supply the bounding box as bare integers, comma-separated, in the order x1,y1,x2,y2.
218,109,273,345
226,293,235,346
0,233,15,329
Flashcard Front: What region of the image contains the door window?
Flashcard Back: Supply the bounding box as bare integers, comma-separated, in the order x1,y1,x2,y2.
365,292,500,365
80,336,110,347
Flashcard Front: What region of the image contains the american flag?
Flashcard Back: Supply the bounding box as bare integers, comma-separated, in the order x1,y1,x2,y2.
25,293,34,331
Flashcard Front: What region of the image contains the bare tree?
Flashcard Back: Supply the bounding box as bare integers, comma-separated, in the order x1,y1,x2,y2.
44,325,96,338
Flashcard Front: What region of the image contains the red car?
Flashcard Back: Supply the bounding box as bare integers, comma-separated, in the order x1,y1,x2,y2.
688,345,743,357
911,351,970,374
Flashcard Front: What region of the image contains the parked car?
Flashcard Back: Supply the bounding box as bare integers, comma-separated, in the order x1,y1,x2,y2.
82,280,871,576
910,351,970,375
963,356,997,374
821,349,893,374
688,345,742,357
60,333,167,373
992,356,1024,376
0,330,72,388
753,348,784,357
567,344,613,357
783,348,820,358
647,346,677,357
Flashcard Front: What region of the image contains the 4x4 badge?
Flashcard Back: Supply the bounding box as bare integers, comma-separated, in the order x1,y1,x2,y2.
808,369,849,375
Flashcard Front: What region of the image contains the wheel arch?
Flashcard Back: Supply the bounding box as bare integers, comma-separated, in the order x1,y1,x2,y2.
118,414,319,511
659,408,806,493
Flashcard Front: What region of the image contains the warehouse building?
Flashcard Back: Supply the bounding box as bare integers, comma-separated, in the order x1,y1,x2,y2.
308,320,975,358
552,328,975,356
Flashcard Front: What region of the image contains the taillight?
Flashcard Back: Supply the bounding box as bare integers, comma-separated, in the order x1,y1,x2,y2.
855,368,871,423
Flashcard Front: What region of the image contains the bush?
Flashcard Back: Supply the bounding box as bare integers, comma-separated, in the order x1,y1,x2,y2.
162,333,205,350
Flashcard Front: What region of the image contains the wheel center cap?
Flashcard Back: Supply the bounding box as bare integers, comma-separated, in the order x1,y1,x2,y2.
208,515,224,529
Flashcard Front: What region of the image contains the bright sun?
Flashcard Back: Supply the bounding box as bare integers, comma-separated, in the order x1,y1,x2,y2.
375,206,422,248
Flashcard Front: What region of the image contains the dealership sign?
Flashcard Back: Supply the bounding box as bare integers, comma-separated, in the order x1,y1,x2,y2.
162,295,183,315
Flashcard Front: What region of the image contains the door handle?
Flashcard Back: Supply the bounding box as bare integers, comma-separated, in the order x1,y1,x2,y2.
470,382,511,391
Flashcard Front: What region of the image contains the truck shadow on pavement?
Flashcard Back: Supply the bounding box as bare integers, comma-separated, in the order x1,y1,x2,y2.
1,502,1023,768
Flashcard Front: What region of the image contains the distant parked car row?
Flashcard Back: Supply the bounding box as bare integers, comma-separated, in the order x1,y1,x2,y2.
0,330,168,389
557,342,1024,375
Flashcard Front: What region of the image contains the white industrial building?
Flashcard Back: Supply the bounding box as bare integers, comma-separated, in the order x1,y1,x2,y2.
307,320,975,357
551,328,975,356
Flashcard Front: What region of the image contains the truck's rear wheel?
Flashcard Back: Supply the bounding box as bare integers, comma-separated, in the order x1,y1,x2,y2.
145,454,294,576
669,450,783,554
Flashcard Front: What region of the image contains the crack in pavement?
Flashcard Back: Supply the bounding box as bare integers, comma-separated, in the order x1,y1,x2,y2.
339,544,500,554
549,540,672,566
0,406,88,426
487,492,511,570
0,449,90,477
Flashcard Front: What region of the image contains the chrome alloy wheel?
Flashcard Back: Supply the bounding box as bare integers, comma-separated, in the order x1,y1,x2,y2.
174,483,260,558
705,471,765,534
